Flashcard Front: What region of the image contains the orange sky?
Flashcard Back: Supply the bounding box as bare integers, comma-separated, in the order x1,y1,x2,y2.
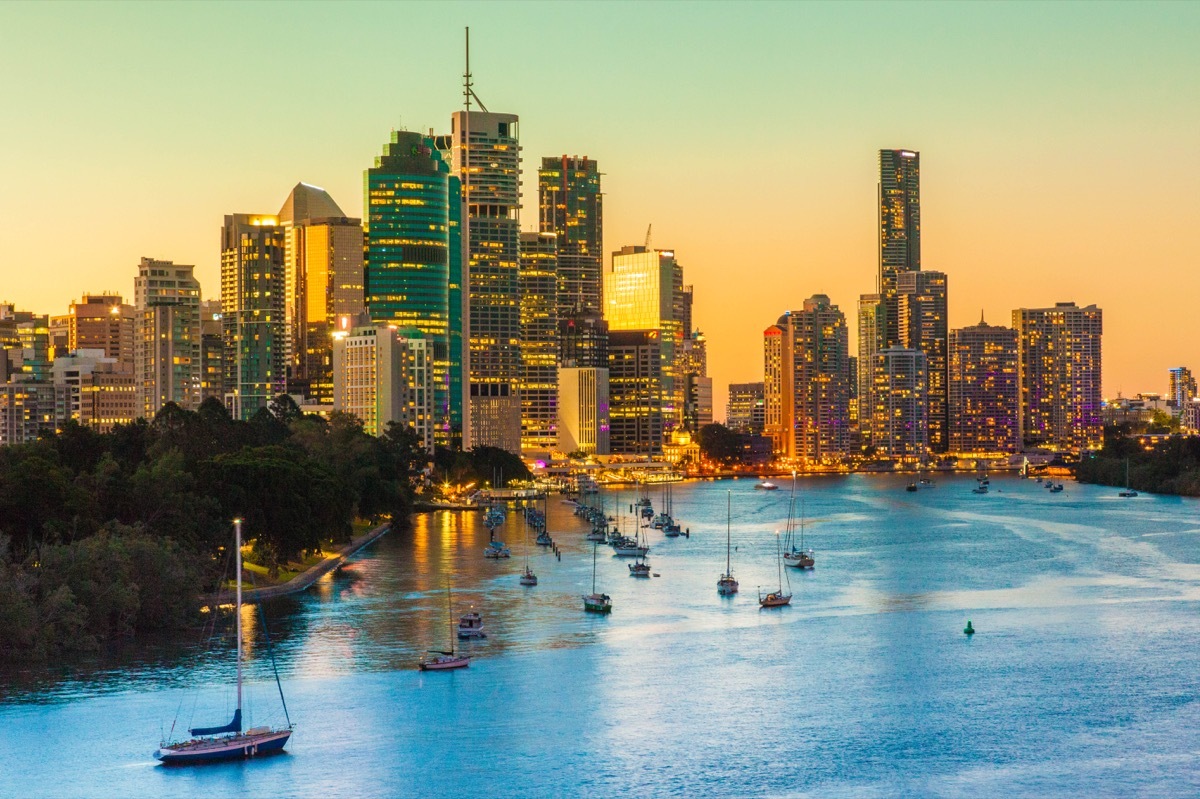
1,2,1197,419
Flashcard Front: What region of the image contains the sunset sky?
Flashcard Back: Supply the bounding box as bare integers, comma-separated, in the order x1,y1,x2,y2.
1,1,1197,417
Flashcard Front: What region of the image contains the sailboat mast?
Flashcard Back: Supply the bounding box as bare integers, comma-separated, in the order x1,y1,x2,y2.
234,518,243,715
726,491,732,574
592,543,598,594
777,532,784,591
447,580,455,655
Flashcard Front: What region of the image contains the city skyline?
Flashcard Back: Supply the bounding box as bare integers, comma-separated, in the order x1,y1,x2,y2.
2,3,1199,417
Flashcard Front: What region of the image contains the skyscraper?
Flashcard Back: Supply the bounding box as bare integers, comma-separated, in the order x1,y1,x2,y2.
1168,367,1196,410
518,231,559,453
871,347,928,459
66,294,134,367
857,293,882,444
878,149,921,350
558,366,609,456
605,245,685,434
364,131,462,445
199,299,224,405
333,324,432,449
897,270,948,452
538,156,602,318
1013,302,1103,452
607,330,663,456
948,317,1018,453
134,257,201,418
727,382,765,434
435,111,522,453
279,183,364,405
678,331,710,432
220,213,286,420
762,297,852,464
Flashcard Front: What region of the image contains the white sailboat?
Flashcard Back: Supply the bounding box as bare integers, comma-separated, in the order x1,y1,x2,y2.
782,474,814,569
520,503,538,585
155,519,293,764
759,531,793,608
717,491,738,595
420,579,471,671
583,542,612,613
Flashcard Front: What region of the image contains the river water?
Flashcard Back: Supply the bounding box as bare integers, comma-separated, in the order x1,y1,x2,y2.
3,474,1200,798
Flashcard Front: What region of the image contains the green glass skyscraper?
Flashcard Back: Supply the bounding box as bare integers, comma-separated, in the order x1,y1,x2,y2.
364,130,462,444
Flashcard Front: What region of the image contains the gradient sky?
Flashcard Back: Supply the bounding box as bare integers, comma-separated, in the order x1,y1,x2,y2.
2,1,1197,418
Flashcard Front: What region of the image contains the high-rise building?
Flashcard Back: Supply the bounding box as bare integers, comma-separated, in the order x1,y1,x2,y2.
66,294,134,367
0,381,60,445
871,347,928,459
333,324,433,450
1168,367,1197,410
762,297,852,464
678,331,709,432
52,349,136,432
878,149,920,350
607,330,663,456
557,366,609,455
727,382,765,434
948,317,1018,454
538,155,602,318
279,183,364,405
518,232,559,453
435,111,522,453
199,299,224,405
897,270,948,452
857,294,882,444
220,213,286,420
605,246,685,433
1013,302,1103,452
134,258,201,418
364,132,462,446
559,312,609,369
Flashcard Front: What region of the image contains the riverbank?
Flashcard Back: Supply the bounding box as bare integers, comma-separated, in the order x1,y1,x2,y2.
211,522,392,606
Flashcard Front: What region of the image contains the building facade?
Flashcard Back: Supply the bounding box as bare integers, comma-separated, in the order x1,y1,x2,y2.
220,213,286,420
435,111,522,453
365,132,462,445
66,294,134,368
857,293,882,444
1168,367,1196,411
538,155,603,319
727,382,765,434
518,232,559,453
52,349,136,432
948,318,1018,453
134,258,201,418
871,347,928,459
878,149,921,350
897,269,948,452
605,246,685,435
1012,302,1103,452
333,325,433,450
557,366,610,455
279,182,364,405
607,330,663,456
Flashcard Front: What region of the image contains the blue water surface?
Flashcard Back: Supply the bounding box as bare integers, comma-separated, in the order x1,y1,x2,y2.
3,474,1200,798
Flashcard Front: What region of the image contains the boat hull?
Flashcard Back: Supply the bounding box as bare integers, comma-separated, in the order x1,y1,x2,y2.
759,593,792,607
156,730,291,765
583,594,612,614
419,656,470,671
717,578,739,595
783,552,814,569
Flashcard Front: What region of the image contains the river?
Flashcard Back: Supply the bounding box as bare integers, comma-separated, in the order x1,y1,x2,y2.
3,474,1200,798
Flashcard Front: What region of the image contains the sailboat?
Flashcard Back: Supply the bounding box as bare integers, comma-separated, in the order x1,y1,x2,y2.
520,504,538,585
1119,459,1138,498
759,531,793,608
782,475,814,569
717,491,738,595
583,542,612,613
420,579,471,671
628,528,651,576
156,519,292,764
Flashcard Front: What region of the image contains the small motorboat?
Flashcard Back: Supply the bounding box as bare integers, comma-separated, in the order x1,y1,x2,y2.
457,612,486,639
972,485,988,495
754,481,779,491
905,483,918,492
535,530,553,546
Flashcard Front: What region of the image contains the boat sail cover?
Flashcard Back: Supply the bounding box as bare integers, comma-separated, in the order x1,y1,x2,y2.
190,709,241,736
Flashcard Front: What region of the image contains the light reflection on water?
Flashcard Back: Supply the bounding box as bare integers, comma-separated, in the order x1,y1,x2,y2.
3,474,1200,797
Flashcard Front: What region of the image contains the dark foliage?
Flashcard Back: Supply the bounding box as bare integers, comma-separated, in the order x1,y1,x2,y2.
1076,434,1200,496
0,398,427,661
